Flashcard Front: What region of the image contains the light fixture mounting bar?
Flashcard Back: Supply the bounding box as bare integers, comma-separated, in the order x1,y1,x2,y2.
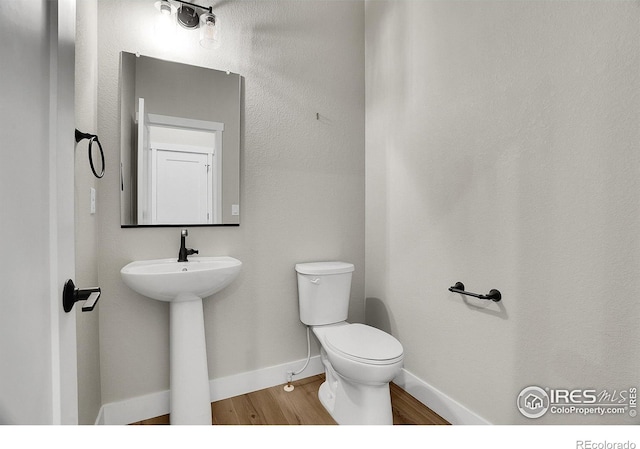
174,0,212,14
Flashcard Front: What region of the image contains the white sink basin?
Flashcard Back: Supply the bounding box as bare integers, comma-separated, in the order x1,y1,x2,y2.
121,256,241,302
120,255,242,424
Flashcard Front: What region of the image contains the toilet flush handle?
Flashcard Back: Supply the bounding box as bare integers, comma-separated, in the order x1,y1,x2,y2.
310,277,321,285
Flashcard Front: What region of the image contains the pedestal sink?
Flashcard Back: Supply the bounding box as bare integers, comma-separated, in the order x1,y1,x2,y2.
121,256,242,424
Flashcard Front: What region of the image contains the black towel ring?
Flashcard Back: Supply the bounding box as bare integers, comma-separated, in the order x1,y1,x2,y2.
75,129,105,179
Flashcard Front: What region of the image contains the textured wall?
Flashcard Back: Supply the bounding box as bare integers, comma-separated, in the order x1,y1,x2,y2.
365,0,640,424
75,0,102,425
97,0,365,405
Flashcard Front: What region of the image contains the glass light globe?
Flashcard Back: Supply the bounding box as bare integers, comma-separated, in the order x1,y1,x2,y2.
199,12,220,49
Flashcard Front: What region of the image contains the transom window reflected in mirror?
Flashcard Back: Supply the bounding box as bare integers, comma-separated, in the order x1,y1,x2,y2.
119,52,241,227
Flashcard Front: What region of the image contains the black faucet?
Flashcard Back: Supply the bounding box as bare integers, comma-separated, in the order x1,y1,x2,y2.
178,229,199,262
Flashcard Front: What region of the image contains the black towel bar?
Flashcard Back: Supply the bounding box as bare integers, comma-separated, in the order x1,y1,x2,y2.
448,282,502,302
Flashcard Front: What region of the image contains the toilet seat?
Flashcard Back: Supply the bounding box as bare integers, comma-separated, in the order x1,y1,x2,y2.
324,323,403,365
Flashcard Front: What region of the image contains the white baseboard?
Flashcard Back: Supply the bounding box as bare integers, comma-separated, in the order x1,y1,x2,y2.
96,355,324,425
96,359,489,425
392,368,491,425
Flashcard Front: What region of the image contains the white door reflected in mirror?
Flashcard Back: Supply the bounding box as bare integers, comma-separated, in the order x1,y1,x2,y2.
136,99,223,225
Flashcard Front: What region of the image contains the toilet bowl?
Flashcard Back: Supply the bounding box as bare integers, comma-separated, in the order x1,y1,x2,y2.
312,322,403,424
295,261,404,425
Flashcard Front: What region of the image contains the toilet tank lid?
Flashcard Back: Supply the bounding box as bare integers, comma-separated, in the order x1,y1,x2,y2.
295,261,354,275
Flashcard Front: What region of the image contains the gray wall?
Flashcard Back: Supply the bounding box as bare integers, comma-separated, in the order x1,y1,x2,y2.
75,0,102,425
365,0,640,424
97,0,365,405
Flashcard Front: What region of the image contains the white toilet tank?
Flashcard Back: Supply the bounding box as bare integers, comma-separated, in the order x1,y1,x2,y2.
295,261,355,326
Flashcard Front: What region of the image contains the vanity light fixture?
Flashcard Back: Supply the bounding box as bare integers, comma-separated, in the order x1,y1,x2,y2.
198,11,219,48
154,0,177,16
154,0,177,37
154,0,219,48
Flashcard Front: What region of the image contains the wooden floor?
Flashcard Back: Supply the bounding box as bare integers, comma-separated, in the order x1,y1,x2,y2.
132,374,449,425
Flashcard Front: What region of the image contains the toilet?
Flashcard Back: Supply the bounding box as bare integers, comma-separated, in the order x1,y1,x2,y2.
295,261,404,425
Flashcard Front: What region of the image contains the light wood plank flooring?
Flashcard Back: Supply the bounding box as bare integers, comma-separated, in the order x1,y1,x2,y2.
132,374,449,425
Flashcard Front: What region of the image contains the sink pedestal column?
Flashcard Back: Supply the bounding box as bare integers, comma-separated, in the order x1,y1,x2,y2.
169,294,212,425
